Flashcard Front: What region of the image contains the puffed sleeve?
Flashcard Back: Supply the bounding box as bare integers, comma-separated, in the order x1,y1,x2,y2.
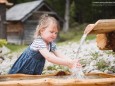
30,38,47,51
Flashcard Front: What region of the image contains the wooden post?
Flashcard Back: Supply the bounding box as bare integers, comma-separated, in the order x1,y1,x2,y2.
0,2,7,39
0,0,13,39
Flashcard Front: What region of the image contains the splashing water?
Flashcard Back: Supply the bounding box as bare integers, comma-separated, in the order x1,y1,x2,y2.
70,34,87,79
70,67,85,79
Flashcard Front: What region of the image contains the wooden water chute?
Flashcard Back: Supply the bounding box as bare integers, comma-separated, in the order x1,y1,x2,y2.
89,19,115,51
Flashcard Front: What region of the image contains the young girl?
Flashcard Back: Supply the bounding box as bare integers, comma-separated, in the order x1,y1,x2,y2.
8,14,81,75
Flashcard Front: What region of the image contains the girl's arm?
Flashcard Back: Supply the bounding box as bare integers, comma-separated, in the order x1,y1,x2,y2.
53,49,71,59
39,48,75,68
53,50,81,66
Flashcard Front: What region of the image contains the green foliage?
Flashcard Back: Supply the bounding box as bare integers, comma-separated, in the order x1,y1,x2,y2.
0,39,7,47
86,34,96,40
46,0,65,17
96,59,109,71
9,0,115,24
9,0,33,4
70,1,76,24
6,44,27,52
104,50,115,56
42,64,70,74
58,23,95,42
90,52,99,60
110,66,115,72
46,65,69,72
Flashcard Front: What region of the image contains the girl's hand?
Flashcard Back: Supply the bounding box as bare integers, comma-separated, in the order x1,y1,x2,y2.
84,24,95,35
70,59,82,69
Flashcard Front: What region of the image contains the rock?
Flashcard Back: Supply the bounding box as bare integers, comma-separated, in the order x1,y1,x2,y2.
90,70,103,73
104,70,113,74
0,58,3,63
1,46,10,55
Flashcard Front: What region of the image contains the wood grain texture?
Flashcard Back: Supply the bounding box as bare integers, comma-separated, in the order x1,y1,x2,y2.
0,72,115,86
90,19,115,34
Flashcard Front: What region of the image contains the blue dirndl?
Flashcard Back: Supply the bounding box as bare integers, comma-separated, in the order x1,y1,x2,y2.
8,46,45,75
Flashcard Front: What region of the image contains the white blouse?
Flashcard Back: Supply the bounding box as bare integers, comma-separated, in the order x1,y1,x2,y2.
30,37,57,52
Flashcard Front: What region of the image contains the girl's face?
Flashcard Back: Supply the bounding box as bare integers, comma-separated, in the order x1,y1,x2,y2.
40,22,58,43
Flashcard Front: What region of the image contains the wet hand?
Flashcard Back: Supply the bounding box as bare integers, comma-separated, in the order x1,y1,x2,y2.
71,59,82,69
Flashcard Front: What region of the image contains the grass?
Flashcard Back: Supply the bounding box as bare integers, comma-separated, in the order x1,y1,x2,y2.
96,59,109,71
57,23,96,45
6,44,27,52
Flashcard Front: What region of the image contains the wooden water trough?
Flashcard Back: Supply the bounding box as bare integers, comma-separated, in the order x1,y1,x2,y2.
0,72,115,86
89,19,115,51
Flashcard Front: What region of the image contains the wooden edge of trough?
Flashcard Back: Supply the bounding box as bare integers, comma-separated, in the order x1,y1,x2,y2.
85,72,115,78
0,71,70,79
0,72,115,86
0,78,115,86
0,72,114,79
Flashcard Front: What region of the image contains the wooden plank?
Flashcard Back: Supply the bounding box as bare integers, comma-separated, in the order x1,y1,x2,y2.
85,73,115,78
0,73,115,86
0,71,69,79
0,3,7,39
90,19,115,34
0,77,115,86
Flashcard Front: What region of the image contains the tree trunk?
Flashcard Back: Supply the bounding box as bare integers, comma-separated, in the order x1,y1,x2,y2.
0,3,7,39
63,0,70,32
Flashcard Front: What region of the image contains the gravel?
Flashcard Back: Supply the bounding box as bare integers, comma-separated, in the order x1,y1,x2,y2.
0,39,115,75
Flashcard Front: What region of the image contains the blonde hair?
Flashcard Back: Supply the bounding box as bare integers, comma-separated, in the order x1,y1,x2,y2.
34,14,60,38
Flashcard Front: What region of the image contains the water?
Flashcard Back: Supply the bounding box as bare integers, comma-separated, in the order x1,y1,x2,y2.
70,67,85,79
70,34,87,79
76,34,87,56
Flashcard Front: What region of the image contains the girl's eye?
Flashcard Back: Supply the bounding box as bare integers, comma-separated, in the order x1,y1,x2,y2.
55,32,58,35
50,31,54,33
50,31,58,34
